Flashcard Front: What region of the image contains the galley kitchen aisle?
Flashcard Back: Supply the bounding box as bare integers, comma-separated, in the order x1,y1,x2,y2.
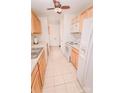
31,0,93,93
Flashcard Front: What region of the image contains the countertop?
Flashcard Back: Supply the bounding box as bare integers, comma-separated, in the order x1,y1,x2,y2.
31,48,44,72
31,42,47,72
66,42,80,50
32,41,47,48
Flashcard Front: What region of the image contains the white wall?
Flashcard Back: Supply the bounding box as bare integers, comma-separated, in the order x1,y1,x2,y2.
60,15,64,53
59,13,82,55
60,14,76,54
39,16,49,43
37,14,80,48
49,24,60,46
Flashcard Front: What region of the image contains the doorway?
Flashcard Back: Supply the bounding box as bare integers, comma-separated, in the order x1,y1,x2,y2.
48,24,60,47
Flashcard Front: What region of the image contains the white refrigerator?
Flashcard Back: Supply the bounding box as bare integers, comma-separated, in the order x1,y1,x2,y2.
77,18,93,93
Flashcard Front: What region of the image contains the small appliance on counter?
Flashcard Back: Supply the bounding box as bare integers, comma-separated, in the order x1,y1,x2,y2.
33,36,39,45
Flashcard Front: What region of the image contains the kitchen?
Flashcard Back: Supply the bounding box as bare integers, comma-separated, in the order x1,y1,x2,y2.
31,0,93,93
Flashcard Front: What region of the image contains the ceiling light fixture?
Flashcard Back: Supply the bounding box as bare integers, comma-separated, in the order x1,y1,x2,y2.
54,8,62,13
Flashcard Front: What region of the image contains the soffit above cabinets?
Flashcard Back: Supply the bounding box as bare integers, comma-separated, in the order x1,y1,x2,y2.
31,0,93,17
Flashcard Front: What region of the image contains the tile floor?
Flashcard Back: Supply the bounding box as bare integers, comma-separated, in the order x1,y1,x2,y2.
42,47,84,93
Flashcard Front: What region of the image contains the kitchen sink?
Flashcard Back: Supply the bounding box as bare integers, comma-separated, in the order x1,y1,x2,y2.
31,48,43,59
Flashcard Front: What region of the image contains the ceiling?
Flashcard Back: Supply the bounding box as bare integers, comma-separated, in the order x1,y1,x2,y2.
31,0,93,17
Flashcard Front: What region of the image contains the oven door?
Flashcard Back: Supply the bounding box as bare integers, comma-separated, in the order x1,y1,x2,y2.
65,44,71,62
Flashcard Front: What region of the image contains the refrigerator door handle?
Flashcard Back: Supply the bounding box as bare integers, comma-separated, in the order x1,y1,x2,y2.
81,48,86,55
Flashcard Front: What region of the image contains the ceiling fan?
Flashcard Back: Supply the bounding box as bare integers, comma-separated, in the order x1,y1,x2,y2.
47,0,70,14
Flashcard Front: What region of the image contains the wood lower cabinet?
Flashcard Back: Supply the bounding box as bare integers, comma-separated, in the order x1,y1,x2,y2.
32,70,42,93
31,49,46,93
32,65,38,86
38,51,46,85
71,50,76,68
71,48,79,69
75,53,79,68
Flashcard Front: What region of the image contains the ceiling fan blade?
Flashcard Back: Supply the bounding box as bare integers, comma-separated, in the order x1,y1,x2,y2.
53,0,61,8
47,8,55,10
61,5,70,9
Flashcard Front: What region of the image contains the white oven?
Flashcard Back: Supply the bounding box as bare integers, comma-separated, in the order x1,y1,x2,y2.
65,43,72,62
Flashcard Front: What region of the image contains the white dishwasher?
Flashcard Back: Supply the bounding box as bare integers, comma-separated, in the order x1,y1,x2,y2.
65,43,72,62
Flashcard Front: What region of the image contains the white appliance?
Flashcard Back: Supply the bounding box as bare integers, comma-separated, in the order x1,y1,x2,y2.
65,43,72,62
33,37,39,44
65,42,79,62
77,18,93,93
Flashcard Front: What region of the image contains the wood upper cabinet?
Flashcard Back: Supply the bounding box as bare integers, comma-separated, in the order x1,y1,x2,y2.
32,70,42,93
79,14,83,32
86,7,93,18
80,12,87,32
79,7,93,32
71,48,79,69
31,11,42,34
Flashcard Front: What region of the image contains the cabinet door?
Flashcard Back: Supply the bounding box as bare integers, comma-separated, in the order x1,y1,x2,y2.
31,11,41,34
71,49,74,66
73,53,77,69
86,8,93,18
80,12,87,32
80,14,83,32
71,49,76,69
37,18,41,34
35,17,41,34
71,48,79,69
38,51,46,84
32,70,42,93
31,13,35,34
75,52,79,69
31,64,38,86
89,8,93,17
